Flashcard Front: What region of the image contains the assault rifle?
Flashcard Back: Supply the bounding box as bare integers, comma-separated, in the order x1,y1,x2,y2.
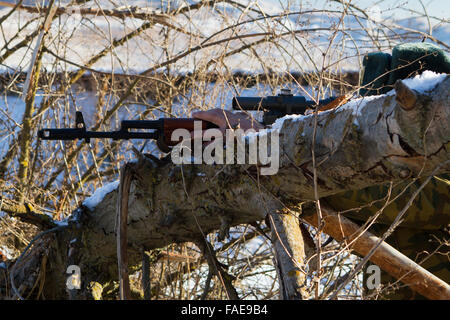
232,89,339,125
38,111,217,152
38,90,342,151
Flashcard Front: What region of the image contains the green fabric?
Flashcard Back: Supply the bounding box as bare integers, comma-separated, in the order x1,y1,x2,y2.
360,52,392,96
359,42,450,96
388,42,450,85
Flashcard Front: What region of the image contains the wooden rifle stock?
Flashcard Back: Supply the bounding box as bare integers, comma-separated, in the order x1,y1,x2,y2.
159,118,218,151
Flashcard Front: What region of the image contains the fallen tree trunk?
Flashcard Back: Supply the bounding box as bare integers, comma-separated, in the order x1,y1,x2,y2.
5,75,450,299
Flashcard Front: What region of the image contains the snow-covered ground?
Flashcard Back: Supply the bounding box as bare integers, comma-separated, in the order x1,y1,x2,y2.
0,0,448,74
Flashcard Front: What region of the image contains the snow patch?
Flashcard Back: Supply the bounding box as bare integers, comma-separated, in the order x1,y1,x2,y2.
338,95,381,117
83,180,120,211
0,245,14,260
53,218,69,227
243,114,306,142
389,70,448,94
408,71,448,92
271,114,307,131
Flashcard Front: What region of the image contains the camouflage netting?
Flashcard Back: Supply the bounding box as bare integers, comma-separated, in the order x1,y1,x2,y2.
329,42,450,299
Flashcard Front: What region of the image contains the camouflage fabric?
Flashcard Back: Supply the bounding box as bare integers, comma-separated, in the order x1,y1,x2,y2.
327,43,450,299
324,177,450,299
372,226,449,300
323,175,450,230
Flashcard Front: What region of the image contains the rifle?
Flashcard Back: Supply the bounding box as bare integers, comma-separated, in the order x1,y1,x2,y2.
38,90,345,151
38,111,218,152
232,89,343,125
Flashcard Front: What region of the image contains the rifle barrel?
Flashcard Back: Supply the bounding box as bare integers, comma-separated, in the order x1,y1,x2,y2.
38,128,159,141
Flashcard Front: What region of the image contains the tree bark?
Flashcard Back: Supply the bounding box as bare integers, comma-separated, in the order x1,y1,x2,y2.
268,210,307,299
5,76,449,299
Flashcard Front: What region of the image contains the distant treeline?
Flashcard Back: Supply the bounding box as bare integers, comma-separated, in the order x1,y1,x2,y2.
0,70,360,98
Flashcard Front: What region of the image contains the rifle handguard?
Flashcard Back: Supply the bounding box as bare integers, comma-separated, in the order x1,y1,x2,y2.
38,112,218,152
